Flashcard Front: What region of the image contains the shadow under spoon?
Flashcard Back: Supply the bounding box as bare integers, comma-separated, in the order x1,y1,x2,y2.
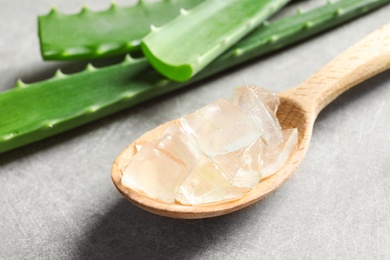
112,22,390,219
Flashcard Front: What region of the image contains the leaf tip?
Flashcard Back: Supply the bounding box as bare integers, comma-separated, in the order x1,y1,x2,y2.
79,5,89,15
110,0,118,9
96,43,121,55
87,105,100,113
122,91,135,99
234,48,244,57
269,35,279,43
156,79,169,87
2,133,15,141
124,54,135,63
335,8,345,16
55,69,66,78
246,19,256,28
195,55,203,64
150,24,159,33
179,8,189,16
42,119,59,129
220,38,229,46
109,4,117,11
48,6,58,16
86,63,96,71
304,21,314,29
15,79,28,88
128,40,141,48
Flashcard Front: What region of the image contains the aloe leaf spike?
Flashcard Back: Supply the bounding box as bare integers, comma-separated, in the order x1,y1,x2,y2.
141,0,290,82
38,0,204,60
1,0,389,153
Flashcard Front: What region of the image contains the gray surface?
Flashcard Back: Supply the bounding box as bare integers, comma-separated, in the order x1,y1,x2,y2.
1,0,390,259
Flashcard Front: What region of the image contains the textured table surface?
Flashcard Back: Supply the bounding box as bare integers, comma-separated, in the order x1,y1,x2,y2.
1,1,390,259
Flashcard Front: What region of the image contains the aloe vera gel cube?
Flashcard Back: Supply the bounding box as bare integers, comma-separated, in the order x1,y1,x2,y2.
212,138,264,188
176,160,243,205
157,124,204,169
261,128,298,178
122,142,190,203
180,98,262,157
232,86,283,146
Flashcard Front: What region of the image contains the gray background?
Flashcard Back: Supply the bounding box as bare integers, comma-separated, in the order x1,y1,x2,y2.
1,0,390,259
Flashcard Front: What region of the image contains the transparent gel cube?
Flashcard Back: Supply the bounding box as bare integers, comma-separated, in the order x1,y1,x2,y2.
158,124,204,169
232,86,283,146
212,138,263,188
180,98,262,157
122,143,190,203
233,85,280,114
176,160,243,205
262,128,298,178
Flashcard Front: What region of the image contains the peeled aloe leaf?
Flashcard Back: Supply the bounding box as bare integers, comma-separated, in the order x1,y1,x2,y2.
38,0,204,60
141,0,290,82
1,0,389,153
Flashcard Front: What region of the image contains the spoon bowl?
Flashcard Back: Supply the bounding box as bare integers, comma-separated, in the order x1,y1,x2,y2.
112,22,390,218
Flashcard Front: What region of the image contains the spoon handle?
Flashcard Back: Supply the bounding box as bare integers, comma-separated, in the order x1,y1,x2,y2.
283,21,390,115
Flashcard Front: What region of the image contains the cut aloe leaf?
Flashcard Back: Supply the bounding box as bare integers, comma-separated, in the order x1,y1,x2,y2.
141,0,290,82
1,0,389,153
204,0,390,74
38,0,204,60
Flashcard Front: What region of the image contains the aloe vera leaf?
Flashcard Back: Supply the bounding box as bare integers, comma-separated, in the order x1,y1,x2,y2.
38,0,204,60
141,0,291,82
1,0,388,153
200,0,390,76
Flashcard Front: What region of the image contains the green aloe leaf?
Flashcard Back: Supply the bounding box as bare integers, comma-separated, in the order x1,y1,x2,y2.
1,0,389,153
38,0,204,60
141,0,290,82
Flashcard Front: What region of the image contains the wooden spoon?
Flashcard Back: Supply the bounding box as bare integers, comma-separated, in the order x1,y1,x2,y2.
112,22,390,219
